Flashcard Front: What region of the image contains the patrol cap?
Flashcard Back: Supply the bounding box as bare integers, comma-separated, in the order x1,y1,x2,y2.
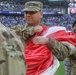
22,1,43,11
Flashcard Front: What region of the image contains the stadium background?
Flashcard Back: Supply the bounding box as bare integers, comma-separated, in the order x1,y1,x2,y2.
0,0,76,30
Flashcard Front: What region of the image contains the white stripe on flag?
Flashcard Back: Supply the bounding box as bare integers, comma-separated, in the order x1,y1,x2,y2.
43,26,66,37
40,56,60,75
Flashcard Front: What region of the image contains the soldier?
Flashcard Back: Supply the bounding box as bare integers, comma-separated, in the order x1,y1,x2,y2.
21,1,76,75
64,21,76,75
0,23,26,75
72,21,76,34
70,21,76,75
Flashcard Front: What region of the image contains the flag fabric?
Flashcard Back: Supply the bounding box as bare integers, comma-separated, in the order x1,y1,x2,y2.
25,26,76,75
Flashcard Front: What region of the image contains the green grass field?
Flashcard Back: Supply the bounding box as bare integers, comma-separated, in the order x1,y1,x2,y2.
54,61,66,75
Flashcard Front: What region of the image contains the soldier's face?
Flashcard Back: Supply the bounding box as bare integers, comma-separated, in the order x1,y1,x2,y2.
24,11,43,26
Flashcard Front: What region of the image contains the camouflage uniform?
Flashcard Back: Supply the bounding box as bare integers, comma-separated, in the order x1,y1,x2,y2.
64,59,76,75
64,58,72,75
0,23,26,75
64,21,76,75
71,60,76,75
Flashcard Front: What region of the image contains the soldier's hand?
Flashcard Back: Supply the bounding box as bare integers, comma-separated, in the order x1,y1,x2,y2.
34,26,43,32
33,36,48,44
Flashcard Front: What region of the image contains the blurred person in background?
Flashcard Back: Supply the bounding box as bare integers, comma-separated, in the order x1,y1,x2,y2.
64,21,76,75
72,21,76,34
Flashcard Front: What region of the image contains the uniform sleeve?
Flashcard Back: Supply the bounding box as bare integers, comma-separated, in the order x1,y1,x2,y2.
22,26,35,40
10,25,24,36
71,60,76,75
11,24,35,40
46,38,76,61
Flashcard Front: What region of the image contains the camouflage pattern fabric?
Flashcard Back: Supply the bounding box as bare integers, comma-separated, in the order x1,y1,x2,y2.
0,23,26,75
47,39,76,75
11,24,34,40
53,41,76,75
71,60,76,75
22,1,43,11
21,24,34,40
52,41,76,61
64,58,72,75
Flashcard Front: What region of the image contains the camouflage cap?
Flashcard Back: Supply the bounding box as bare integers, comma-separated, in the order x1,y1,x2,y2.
22,1,43,11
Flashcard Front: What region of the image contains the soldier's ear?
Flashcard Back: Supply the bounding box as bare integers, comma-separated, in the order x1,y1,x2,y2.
40,12,43,18
41,15,43,18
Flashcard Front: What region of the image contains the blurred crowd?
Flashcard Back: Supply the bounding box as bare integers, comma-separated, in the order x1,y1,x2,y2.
0,1,23,11
0,1,76,31
0,1,63,13
0,14,76,31
0,15,26,28
43,14,76,30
